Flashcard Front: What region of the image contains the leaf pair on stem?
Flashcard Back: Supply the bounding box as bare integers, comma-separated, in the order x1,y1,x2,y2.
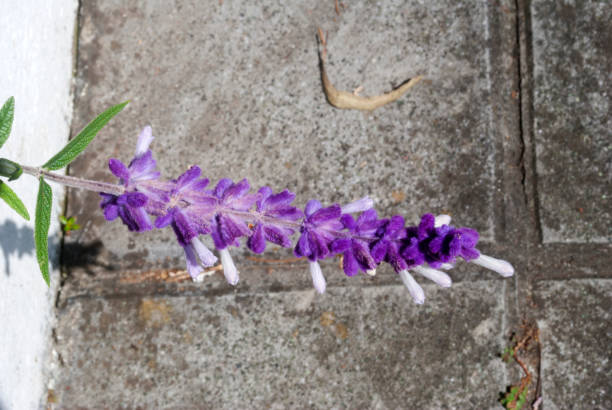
0,96,128,284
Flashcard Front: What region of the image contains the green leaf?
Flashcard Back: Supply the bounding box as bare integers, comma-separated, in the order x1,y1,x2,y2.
0,181,30,220
42,100,129,170
0,96,15,150
35,177,52,286
0,158,23,181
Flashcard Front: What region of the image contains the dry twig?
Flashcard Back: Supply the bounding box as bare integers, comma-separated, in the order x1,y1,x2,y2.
317,28,423,111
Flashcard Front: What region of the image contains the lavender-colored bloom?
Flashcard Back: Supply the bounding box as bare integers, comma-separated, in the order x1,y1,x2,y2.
210,178,258,249
294,200,343,262
99,191,152,232
415,213,480,268
153,166,218,279
100,126,162,232
331,209,383,276
371,215,407,272
247,187,302,254
155,166,212,242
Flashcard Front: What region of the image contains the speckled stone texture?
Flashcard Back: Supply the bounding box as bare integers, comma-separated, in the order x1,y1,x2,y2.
535,279,612,409
531,0,611,243
54,282,509,408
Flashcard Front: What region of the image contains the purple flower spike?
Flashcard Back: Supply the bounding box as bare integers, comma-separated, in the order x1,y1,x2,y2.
97,125,514,301
371,215,407,272
294,200,343,262
247,187,302,254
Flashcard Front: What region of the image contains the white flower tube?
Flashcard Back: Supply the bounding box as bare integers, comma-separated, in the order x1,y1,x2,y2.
471,254,515,277
341,196,374,214
135,125,154,157
184,244,203,280
413,265,452,288
399,270,425,304
220,248,240,285
192,237,218,267
309,261,326,294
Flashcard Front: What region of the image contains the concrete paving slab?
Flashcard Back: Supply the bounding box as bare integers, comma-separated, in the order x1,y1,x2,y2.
531,1,611,243
535,279,611,409
53,281,509,408
64,0,518,284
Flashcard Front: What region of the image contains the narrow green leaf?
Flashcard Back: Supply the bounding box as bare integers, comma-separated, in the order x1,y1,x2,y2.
0,181,30,220
0,158,23,180
35,177,52,286
0,96,15,150
43,100,129,170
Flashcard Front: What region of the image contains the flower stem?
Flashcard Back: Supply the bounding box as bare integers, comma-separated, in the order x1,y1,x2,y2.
21,165,125,196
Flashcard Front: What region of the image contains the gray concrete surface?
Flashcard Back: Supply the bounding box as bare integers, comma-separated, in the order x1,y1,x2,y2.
48,0,611,408
535,279,611,409
0,1,77,409
531,0,611,243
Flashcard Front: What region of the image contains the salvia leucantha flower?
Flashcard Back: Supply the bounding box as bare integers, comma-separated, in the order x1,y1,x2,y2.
100,127,515,304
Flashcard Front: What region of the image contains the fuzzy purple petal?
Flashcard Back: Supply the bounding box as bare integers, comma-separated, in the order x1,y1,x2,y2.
214,178,233,198
217,214,251,246
247,224,266,254
304,200,322,217
223,178,250,200
307,230,330,261
176,166,202,190
342,250,359,277
264,189,296,209
103,204,119,221
256,186,274,208
183,244,203,279
460,246,480,261
309,204,341,224
387,215,405,236
155,212,174,229
263,225,293,248
352,240,377,271
109,158,130,181
126,192,148,207
129,151,160,181
371,240,388,264
331,238,352,254
458,228,479,248
172,208,198,245
418,213,436,240
386,243,407,272
340,214,357,230
294,232,311,258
